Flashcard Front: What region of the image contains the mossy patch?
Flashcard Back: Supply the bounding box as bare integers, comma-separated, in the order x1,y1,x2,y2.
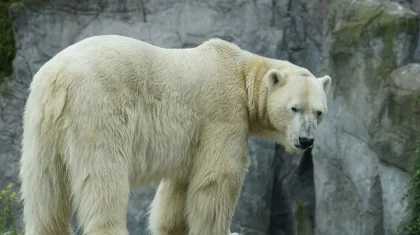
327,1,419,93
0,0,22,86
388,91,420,128
387,64,420,149
329,3,418,53
398,148,420,235
388,87,420,168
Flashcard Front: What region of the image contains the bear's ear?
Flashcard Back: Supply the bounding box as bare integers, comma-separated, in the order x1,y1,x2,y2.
265,69,286,90
318,75,331,93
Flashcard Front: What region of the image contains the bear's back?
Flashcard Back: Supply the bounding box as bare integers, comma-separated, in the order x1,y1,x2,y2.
30,35,249,135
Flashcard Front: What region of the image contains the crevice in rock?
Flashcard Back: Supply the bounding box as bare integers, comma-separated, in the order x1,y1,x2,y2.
269,145,316,235
371,176,385,235
139,0,147,22
298,148,313,176
295,148,316,231
271,0,277,27
269,145,295,235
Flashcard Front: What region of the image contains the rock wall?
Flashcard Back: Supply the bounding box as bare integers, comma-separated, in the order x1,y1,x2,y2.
0,0,419,235
315,1,419,235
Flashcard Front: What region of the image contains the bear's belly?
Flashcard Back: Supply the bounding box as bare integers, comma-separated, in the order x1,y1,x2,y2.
129,100,200,187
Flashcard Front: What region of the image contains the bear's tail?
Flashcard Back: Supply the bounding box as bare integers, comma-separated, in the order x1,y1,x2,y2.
19,78,73,235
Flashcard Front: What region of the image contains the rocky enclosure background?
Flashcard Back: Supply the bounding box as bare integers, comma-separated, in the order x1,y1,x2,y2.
0,0,419,235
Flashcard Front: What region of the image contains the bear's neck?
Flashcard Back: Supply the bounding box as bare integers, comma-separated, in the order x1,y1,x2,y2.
241,53,273,131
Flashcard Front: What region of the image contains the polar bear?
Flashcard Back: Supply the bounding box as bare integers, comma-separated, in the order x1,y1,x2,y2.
19,35,331,235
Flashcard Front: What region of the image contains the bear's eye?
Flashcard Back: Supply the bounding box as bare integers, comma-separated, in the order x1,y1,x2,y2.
291,107,298,112
316,111,323,116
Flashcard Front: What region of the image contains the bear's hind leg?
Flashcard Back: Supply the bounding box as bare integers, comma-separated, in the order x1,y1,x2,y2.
20,151,73,235
68,144,130,235
148,179,189,235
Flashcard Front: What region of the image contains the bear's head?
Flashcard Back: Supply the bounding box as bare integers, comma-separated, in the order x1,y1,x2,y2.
257,67,331,154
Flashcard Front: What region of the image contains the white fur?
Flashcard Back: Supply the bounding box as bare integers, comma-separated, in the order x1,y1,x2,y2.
19,35,331,235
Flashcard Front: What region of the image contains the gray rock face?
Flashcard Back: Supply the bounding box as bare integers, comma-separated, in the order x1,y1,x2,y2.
314,1,419,235
0,0,419,235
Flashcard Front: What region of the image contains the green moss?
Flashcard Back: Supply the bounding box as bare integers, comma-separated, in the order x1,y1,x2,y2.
0,0,21,86
331,6,383,45
330,4,418,54
293,201,313,235
398,148,420,235
388,91,420,127
327,2,418,92
387,89,420,170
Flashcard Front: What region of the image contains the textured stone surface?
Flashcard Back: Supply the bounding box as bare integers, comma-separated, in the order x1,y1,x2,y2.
314,1,419,235
377,63,420,235
379,162,410,235
1,0,420,235
370,63,420,171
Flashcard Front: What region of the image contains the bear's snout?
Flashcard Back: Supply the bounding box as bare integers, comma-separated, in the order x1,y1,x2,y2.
297,137,314,149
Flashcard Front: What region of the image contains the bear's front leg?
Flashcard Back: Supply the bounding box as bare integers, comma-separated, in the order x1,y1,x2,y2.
185,126,249,235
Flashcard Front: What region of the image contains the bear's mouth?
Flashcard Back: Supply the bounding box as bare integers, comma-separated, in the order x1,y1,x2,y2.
294,144,312,150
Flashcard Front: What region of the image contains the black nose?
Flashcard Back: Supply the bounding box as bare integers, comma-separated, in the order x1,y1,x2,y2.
299,137,314,148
